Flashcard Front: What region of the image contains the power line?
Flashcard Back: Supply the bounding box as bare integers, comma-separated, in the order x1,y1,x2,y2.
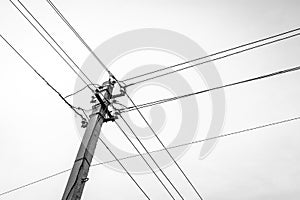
10,0,95,92
43,3,158,199
122,27,300,82
0,34,86,121
44,2,190,199
64,83,100,99
46,0,114,77
123,94,204,199
114,121,177,199
0,168,71,197
17,2,148,197
10,2,300,198
124,33,300,88
98,115,300,166
120,64,300,113
16,0,96,91
2,114,300,197
116,116,181,199
97,136,150,199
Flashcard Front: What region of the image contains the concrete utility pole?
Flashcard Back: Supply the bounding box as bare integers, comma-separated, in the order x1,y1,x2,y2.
62,79,115,200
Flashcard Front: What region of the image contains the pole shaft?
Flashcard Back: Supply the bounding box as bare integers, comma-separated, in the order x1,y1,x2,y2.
62,83,113,200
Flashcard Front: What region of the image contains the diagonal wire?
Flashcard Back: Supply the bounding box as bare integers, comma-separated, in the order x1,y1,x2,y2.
123,93,204,199
12,4,147,198
115,121,176,199
122,27,300,82
10,0,95,92
124,33,300,88
46,0,114,77
44,2,199,196
96,115,300,166
2,114,300,197
97,137,150,199
45,1,188,198
16,0,96,90
11,2,149,193
116,116,181,199
120,65,300,113
64,83,100,99
39,1,299,199
0,34,86,121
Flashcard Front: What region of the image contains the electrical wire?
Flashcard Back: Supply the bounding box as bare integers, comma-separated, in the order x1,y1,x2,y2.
116,117,180,200
115,121,177,199
97,115,300,166
120,65,300,113
0,168,71,197
44,2,188,198
16,0,96,91
64,83,100,99
75,107,90,120
122,27,300,82
13,2,299,199
46,0,114,77
123,94,204,199
10,0,95,93
0,34,86,122
2,114,300,197
124,33,300,88
97,136,150,199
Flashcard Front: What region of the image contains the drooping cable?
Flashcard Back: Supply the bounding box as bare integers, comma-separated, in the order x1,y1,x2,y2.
122,27,300,82
64,83,100,99
120,65,300,113
0,35,86,122
3,113,299,197
44,1,188,198
124,33,300,88
97,115,300,166
38,2,298,199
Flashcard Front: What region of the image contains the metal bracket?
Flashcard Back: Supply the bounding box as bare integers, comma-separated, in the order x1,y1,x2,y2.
89,111,117,123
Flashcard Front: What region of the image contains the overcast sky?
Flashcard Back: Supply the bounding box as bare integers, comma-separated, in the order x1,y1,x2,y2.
1,0,300,199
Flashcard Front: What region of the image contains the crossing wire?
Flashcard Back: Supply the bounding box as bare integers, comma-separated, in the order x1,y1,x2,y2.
114,121,177,199
0,34,85,121
64,83,100,99
2,114,300,197
124,33,300,88
125,94,204,200
10,0,95,92
46,0,114,77
45,0,191,198
98,136,150,199
120,65,300,113
4,1,299,199
45,2,299,199
116,116,181,200
7,1,148,197
0,34,149,199
122,27,300,82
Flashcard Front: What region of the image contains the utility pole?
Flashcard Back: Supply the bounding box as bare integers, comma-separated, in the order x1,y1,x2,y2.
62,79,116,200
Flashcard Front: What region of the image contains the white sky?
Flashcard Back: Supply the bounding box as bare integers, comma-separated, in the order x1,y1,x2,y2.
0,0,300,199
